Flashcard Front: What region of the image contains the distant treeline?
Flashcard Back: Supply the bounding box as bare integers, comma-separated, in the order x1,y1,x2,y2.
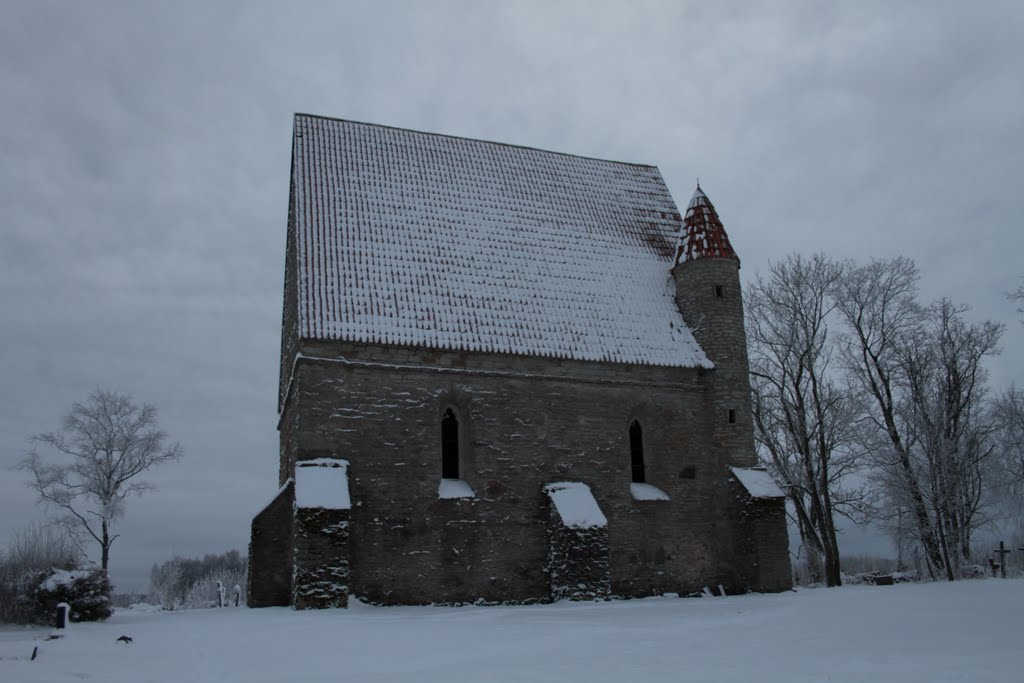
149,549,246,609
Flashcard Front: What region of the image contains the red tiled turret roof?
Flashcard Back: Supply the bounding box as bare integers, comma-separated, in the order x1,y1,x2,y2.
672,186,739,267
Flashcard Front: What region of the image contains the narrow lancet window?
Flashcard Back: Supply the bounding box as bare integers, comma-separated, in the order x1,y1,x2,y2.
630,420,645,484
441,408,460,479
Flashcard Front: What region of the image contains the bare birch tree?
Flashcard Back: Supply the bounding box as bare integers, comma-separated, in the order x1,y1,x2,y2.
899,299,1002,576
831,257,942,574
19,389,182,573
835,259,1003,580
747,254,865,586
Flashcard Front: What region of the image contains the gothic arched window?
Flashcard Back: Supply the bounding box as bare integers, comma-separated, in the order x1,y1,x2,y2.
630,420,645,484
441,408,460,479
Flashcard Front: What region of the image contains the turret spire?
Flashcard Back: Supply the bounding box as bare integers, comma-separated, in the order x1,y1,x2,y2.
672,185,738,268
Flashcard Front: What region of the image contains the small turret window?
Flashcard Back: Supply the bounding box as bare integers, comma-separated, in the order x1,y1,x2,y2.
714,285,724,298
630,420,645,483
441,408,460,478
728,409,737,424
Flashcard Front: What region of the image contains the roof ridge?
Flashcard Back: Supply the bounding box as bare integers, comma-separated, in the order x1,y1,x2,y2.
293,112,661,170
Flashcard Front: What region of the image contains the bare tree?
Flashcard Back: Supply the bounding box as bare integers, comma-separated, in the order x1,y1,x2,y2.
898,299,1002,577
150,557,184,610
832,257,943,575
19,389,182,573
835,259,1004,580
992,386,1024,519
1009,281,1023,322
747,254,865,586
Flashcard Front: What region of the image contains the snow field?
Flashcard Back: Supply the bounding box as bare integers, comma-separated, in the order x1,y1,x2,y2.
1,579,1021,683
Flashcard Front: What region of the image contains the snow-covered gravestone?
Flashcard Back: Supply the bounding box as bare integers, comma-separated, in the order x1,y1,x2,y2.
543,483,611,601
292,459,352,609
55,602,70,629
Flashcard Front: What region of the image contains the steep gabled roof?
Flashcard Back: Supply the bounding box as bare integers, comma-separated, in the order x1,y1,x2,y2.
291,114,711,368
672,186,739,266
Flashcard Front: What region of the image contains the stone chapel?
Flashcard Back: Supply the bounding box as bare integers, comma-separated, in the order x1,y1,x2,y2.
247,113,792,609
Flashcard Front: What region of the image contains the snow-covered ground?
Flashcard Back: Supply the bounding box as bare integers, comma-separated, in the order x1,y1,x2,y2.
2,579,1021,682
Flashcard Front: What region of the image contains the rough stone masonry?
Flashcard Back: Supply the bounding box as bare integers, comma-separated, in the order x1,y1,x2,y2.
247,115,792,609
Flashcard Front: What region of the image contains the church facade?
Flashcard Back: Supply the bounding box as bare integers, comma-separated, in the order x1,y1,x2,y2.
247,114,791,609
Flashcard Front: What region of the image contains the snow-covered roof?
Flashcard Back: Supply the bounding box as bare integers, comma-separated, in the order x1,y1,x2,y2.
295,458,351,510
730,467,785,499
673,186,738,266
292,114,711,368
544,482,607,528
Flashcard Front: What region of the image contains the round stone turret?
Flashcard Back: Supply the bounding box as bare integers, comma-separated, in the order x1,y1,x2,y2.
672,186,756,467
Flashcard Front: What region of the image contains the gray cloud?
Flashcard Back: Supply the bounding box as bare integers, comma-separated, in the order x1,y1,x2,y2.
2,0,1022,588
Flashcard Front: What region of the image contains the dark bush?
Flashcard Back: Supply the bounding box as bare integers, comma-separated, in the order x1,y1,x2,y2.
21,568,112,624
0,522,81,624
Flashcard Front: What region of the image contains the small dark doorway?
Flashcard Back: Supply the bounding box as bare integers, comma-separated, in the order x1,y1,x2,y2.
630,420,645,483
441,408,460,478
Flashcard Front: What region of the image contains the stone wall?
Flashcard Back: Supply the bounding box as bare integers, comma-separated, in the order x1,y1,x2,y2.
747,499,792,592
546,506,611,601
248,480,295,607
727,478,792,593
673,257,757,469
274,339,757,604
293,507,350,609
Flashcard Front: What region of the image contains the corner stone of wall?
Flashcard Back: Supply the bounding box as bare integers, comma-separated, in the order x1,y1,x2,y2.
546,507,611,601
293,507,351,609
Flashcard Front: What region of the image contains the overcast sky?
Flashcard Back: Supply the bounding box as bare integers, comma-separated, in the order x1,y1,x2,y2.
2,1,1022,591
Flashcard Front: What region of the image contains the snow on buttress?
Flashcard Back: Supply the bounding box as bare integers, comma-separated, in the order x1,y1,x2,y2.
292,115,711,368
544,482,607,528
730,467,785,499
295,458,351,509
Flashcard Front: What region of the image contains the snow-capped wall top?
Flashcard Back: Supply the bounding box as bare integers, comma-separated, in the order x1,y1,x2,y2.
544,482,608,528
672,186,739,267
291,114,711,368
295,458,351,510
730,467,785,499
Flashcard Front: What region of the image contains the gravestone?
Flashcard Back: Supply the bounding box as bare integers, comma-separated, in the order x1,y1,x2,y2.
55,602,70,629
